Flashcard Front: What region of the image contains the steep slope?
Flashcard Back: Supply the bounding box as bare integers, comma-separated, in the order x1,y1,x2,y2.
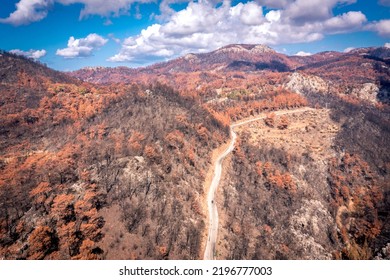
0,51,78,85
0,51,82,125
217,104,389,260
295,48,390,103
0,54,229,259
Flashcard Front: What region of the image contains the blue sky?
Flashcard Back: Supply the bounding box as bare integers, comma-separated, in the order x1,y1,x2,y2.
0,0,389,71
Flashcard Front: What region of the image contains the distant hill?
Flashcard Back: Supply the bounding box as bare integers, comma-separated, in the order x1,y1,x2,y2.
70,44,297,82
0,51,78,85
70,44,390,103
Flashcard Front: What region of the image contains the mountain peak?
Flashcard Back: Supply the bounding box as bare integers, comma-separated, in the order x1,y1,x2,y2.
182,53,199,62
214,44,275,54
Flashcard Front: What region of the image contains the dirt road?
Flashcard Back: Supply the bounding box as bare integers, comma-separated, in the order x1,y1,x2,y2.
203,107,314,260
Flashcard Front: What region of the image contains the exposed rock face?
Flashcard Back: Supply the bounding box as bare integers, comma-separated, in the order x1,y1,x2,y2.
250,44,276,54
289,199,334,260
375,243,390,260
350,82,390,104
182,53,199,62
285,73,387,104
214,44,275,55
352,83,380,103
285,72,329,95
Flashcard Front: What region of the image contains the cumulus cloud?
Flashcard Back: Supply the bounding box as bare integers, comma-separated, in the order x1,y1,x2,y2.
57,0,154,19
0,0,153,25
56,33,108,58
108,1,368,62
385,43,390,48
283,0,357,24
367,19,390,37
0,0,52,26
9,49,47,59
257,0,292,9
156,0,190,20
239,2,264,25
294,51,312,56
323,11,367,33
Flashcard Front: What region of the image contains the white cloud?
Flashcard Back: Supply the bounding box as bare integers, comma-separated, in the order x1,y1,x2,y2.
343,47,355,52
9,49,47,59
239,2,264,25
283,0,357,24
367,19,390,37
109,1,369,62
294,51,312,56
160,2,227,37
323,11,367,33
257,0,292,9
0,0,153,25
0,0,52,26
56,33,108,58
108,33,121,44
385,43,390,48
265,10,281,22
156,0,190,20
57,0,153,19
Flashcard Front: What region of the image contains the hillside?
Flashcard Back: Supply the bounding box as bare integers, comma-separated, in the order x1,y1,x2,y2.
1,45,389,260
0,53,229,259
217,107,390,259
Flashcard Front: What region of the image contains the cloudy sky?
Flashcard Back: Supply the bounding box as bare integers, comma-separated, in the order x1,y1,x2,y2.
0,0,389,70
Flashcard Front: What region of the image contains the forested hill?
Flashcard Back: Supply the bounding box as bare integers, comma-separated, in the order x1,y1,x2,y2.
0,52,229,259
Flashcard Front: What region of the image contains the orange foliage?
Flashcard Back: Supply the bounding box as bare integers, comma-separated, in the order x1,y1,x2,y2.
196,124,209,142
30,182,51,209
256,161,297,193
277,116,289,129
264,113,275,127
158,246,168,257
165,130,185,149
128,131,146,154
73,239,100,260
144,145,160,163
328,153,384,258
52,193,75,221
28,226,55,259
263,224,272,235
255,161,263,176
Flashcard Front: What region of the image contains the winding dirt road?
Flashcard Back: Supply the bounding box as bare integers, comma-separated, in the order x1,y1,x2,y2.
203,107,314,260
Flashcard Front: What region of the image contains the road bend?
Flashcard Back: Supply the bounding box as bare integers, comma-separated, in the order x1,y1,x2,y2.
203,107,313,260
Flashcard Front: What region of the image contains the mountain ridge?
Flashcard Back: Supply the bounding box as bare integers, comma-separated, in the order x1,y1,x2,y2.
68,44,390,104
70,44,389,83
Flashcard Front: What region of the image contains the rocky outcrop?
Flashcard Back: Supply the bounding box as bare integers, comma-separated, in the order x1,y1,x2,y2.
351,83,380,103
285,72,329,95
214,44,275,55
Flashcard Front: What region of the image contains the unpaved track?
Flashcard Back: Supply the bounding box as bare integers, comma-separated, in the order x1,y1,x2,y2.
203,107,314,260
